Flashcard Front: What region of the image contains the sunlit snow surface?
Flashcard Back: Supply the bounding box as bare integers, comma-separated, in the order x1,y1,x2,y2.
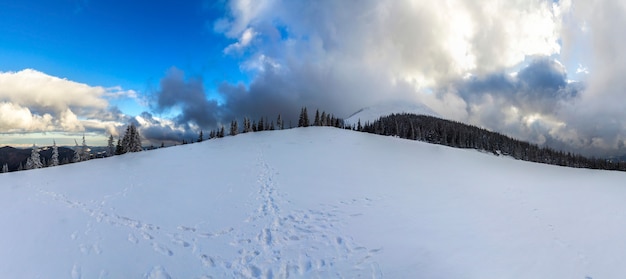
1,128,625,278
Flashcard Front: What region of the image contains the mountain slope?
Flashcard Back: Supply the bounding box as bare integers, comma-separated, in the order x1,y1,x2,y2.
345,100,439,125
1,127,625,278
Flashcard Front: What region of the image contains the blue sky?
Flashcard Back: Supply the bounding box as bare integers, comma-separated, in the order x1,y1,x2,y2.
1,0,626,156
0,1,245,108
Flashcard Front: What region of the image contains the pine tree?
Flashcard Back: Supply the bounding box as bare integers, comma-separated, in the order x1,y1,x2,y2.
72,141,81,163
80,135,90,161
242,117,251,133
107,135,115,157
115,138,123,155
24,145,43,170
198,130,204,142
121,124,142,153
314,109,320,126
121,126,130,153
277,114,283,130
218,126,225,138
230,120,239,136
50,140,59,167
298,107,310,127
1,163,8,173
131,124,143,152
257,117,264,131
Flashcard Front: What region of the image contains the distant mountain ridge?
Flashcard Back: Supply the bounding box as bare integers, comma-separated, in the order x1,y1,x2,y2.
345,100,439,125
0,146,75,171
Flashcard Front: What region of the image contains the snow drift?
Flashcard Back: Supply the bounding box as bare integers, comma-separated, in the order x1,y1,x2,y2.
1,127,625,278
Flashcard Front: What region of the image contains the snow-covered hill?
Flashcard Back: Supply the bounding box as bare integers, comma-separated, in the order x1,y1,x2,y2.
345,100,439,125
1,127,626,278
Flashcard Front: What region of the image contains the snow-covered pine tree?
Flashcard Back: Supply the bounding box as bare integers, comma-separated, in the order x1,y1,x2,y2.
80,135,90,161
276,114,282,130
31,144,43,168
26,144,43,169
72,141,81,163
198,130,204,142
25,157,33,170
50,140,59,167
107,134,115,157
1,163,8,173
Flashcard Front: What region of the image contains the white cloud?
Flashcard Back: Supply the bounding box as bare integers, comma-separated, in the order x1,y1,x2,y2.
215,0,273,38
0,69,131,135
576,64,589,74
224,27,258,54
213,0,565,115
0,102,54,133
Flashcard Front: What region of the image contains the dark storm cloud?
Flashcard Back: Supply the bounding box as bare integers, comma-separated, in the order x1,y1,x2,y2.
135,112,198,145
155,67,220,129
217,65,301,124
518,59,567,91
456,58,582,115
444,57,588,152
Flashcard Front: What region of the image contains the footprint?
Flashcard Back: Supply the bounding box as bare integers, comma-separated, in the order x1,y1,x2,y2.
369,248,383,253
259,228,272,246
128,233,139,244
141,231,154,240
152,243,173,256
144,265,172,279
200,254,216,267
71,264,81,279
336,237,343,245
172,239,190,247
245,265,262,278
177,226,196,232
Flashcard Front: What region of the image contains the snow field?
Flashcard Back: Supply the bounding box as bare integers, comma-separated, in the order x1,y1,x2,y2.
1,127,625,278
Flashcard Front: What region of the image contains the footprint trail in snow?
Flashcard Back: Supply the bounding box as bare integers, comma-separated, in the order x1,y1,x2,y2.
208,151,384,278
32,150,383,278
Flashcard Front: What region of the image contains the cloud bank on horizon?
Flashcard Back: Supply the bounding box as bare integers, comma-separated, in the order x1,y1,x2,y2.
1,0,626,156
